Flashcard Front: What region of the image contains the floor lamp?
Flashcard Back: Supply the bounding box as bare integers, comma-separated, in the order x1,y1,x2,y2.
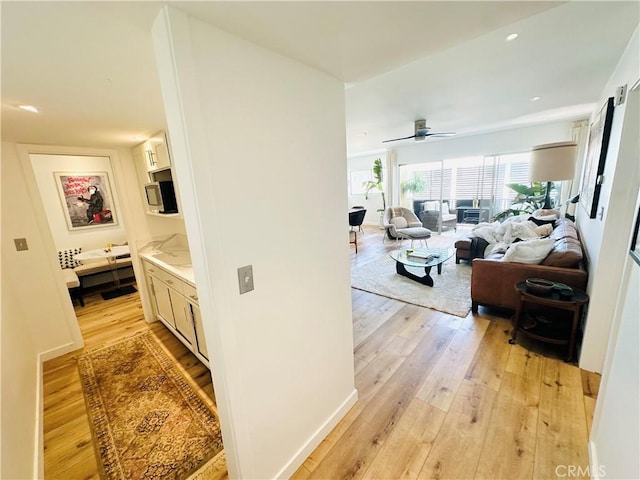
530,141,578,209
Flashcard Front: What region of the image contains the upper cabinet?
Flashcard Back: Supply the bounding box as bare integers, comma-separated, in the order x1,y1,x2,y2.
135,131,171,173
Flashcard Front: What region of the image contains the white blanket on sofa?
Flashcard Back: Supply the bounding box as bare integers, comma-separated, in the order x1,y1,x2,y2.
469,214,555,263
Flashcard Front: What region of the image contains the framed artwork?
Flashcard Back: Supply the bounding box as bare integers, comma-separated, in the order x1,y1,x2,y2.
55,172,118,230
580,97,615,218
631,206,640,267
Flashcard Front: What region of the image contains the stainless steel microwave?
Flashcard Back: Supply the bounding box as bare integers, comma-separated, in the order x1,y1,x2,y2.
144,181,178,214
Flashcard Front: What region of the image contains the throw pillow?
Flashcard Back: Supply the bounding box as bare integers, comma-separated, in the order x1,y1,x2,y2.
58,247,82,269
390,217,408,229
502,237,554,264
422,201,438,212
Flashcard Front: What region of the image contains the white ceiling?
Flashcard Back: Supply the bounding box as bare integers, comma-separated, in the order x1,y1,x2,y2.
2,1,638,156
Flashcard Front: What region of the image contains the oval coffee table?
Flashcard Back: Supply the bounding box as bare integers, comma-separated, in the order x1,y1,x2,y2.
389,248,454,287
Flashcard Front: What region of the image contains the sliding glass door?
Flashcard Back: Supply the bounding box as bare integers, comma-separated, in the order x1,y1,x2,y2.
399,151,550,232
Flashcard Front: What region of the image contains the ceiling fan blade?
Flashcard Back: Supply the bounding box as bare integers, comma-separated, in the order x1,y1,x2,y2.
382,134,418,143
424,132,456,137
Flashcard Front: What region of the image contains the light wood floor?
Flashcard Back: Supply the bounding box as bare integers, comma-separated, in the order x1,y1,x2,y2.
43,226,600,479
293,225,600,480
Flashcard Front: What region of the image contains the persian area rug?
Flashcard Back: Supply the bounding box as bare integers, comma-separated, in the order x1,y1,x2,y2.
78,333,223,480
351,254,472,318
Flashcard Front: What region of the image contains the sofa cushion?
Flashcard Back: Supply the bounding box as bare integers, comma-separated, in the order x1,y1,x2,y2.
550,221,580,241
541,238,583,267
58,247,82,269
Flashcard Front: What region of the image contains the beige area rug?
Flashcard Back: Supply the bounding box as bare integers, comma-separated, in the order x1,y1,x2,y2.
78,333,224,480
351,254,472,317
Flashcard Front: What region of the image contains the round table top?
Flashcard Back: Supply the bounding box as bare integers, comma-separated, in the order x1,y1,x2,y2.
515,281,588,304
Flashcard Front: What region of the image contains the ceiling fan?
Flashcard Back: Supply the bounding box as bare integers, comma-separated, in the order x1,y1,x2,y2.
382,119,456,143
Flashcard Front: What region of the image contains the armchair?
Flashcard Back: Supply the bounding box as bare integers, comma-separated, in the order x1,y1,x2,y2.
416,200,457,232
383,207,432,247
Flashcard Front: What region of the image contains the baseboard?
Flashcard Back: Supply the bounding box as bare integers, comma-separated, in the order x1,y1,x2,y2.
39,341,80,362
34,353,45,479
588,440,603,480
274,388,358,479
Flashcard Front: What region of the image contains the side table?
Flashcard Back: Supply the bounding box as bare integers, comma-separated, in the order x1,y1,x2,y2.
510,281,589,362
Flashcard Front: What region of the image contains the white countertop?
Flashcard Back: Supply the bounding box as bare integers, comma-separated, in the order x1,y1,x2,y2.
140,250,195,286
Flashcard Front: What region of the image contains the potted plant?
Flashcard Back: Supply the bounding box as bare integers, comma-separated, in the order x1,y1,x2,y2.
363,158,386,213
493,182,550,221
401,173,426,206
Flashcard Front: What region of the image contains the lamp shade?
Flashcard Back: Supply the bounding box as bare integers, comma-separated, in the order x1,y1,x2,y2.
529,141,577,182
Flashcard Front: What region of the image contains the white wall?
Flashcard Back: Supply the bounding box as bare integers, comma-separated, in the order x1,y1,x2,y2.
153,7,356,479
589,226,640,480
1,142,84,477
0,281,40,479
587,38,640,477
30,154,128,251
578,28,640,373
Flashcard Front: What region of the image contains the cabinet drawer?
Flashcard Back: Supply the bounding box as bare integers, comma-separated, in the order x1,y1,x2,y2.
183,283,199,304
145,262,183,294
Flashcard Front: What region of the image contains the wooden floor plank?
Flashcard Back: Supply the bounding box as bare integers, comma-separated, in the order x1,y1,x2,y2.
309,318,457,480
355,303,422,364
581,369,601,399
475,371,540,479
418,380,498,480
362,398,446,480
356,336,419,404
464,317,512,391
534,358,590,480
505,342,544,381
417,314,490,412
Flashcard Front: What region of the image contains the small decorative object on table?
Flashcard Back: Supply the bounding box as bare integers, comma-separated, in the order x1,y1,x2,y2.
525,277,555,296
553,282,574,300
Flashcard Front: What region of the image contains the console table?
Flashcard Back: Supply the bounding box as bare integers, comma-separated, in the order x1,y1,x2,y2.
510,281,589,362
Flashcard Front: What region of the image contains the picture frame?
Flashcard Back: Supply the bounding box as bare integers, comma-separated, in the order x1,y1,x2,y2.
631,206,640,267
55,172,118,230
580,97,615,219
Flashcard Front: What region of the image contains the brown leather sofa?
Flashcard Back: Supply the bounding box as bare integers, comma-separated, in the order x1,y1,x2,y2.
456,218,588,312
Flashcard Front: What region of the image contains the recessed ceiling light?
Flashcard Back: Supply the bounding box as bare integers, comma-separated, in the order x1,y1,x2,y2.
18,105,39,113
530,96,541,102
506,33,518,41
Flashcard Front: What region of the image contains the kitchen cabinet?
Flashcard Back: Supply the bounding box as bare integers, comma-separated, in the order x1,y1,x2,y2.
135,131,172,174
142,259,208,367
184,283,208,360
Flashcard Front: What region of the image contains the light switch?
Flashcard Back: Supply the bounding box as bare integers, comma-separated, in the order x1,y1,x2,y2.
14,238,28,251
237,265,254,294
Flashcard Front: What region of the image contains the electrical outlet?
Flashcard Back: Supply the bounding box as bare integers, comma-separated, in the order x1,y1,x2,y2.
237,265,254,294
14,238,29,251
